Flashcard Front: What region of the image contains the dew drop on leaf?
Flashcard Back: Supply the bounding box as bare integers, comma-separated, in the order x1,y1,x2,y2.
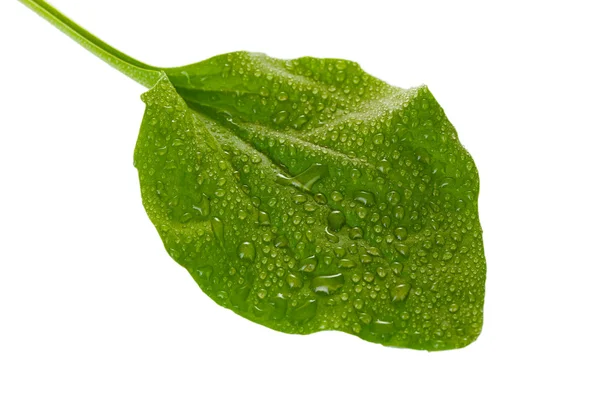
311,273,345,295
338,259,356,269
390,282,411,302
192,194,211,218
210,217,224,244
394,227,408,241
299,255,318,273
238,241,256,262
327,210,346,231
354,190,376,207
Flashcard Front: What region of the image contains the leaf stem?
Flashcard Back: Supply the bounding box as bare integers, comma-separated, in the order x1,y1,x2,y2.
19,0,162,88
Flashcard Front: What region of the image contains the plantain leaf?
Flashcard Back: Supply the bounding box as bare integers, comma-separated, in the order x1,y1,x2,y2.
19,0,486,350
134,52,486,350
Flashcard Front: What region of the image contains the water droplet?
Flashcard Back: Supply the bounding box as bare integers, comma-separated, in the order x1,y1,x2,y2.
390,282,411,302
354,190,376,207
273,110,289,124
394,243,409,259
371,320,394,334
195,266,213,283
276,163,329,192
381,216,391,228
327,210,346,231
449,304,460,313
238,241,256,262
311,273,345,295
304,203,317,212
324,227,340,243
376,159,392,174
391,261,403,275
435,235,445,246
415,148,430,163
348,243,358,255
193,194,211,218
357,207,368,219
286,273,303,289
274,236,288,248
331,191,344,202
299,255,318,272
350,169,361,180
259,87,269,97
335,60,348,70
277,92,289,101
293,115,309,128
387,191,401,206
211,217,224,243
338,259,356,269
393,205,405,219
349,226,363,240
367,247,381,257
258,210,271,225
314,193,327,204
333,246,346,258
292,194,307,204
394,227,408,241
353,298,364,309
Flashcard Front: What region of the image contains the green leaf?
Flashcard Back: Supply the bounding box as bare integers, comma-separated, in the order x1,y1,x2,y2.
134,52,486,350
20,0,486,350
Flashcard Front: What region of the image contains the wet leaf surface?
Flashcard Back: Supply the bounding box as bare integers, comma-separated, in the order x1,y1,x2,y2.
134,53,486,350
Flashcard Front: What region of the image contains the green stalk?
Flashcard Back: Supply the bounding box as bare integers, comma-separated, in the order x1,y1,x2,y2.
19,0,162,88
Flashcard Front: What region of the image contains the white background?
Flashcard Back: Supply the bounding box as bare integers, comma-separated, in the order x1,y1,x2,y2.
1,0,599,398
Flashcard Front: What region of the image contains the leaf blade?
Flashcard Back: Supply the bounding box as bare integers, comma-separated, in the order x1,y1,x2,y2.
136,52,486,350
